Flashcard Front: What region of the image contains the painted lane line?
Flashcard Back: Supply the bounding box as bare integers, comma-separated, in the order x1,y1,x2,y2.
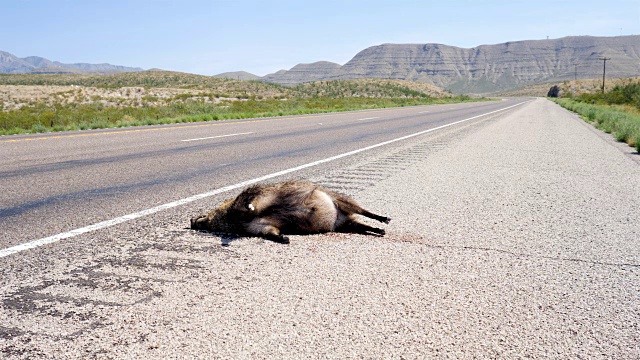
0,100,531,258
418,111,430,114
357,117,380,121
181,132,254,142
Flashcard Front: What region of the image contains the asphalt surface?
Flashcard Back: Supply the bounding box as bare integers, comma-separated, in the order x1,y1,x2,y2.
1,99,521,249
1,98,638,358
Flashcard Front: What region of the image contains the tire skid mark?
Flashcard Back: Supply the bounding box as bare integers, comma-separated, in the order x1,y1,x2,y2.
312,110,507,196
314,142,446,195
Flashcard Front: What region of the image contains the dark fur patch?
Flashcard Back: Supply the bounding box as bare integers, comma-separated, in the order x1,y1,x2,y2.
190,181,390,243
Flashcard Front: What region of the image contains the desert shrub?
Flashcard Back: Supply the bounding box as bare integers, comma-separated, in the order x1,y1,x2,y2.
29,122,48,133
571,80,640,110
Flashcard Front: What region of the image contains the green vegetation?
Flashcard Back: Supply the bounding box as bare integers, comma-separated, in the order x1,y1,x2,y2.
291,80,444,98
553,80,640,151
0,96,474,135
0,72,480,136
565,80,640,109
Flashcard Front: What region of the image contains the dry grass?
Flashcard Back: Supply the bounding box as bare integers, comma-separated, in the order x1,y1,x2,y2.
0,85,226,111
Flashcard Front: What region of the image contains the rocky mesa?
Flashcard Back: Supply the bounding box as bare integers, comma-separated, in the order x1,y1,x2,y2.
261,35,640,94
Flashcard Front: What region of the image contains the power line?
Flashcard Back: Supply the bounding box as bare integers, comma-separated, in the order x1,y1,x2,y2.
598,57,611,93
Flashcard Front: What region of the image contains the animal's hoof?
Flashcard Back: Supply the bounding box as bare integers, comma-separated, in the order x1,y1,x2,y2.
265,234,290,244
277,236,291,244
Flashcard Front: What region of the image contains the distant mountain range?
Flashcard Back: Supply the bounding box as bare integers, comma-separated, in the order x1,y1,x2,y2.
224,35,640,94
4,35,640,94
0,51,143,74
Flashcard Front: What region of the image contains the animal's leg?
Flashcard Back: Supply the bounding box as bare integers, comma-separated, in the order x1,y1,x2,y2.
337,219,386,236
262,226,290,244
331,195,391,224
247,219,290,244
359,209,391,224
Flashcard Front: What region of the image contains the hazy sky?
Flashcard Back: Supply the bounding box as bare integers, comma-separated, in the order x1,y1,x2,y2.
3,0,639,76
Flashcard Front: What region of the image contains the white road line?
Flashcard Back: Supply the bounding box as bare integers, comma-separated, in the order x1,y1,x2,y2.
418,111,430,114
357,117,380,121
0,100,531,258
181,132,254,142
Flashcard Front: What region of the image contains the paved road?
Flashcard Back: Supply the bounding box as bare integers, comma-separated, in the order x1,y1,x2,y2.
1,98,638,358
0,99,523,249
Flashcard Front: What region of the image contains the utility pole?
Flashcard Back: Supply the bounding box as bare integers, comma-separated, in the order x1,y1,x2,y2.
599,57,611,94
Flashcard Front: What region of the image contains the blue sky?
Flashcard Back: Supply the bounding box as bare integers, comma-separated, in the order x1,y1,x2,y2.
3,0,639,76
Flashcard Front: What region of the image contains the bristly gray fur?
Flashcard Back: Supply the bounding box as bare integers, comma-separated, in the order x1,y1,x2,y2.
190,181,390,244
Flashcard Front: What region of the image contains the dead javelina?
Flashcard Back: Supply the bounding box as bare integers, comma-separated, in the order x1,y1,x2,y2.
190,180,390,244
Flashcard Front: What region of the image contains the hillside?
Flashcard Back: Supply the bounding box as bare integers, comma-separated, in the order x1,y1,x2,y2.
292,78,449,98
260,35,640,94
0,71,287,93
0,71,453,112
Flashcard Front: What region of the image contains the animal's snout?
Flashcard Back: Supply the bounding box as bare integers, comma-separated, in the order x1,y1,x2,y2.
190,215,207,230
